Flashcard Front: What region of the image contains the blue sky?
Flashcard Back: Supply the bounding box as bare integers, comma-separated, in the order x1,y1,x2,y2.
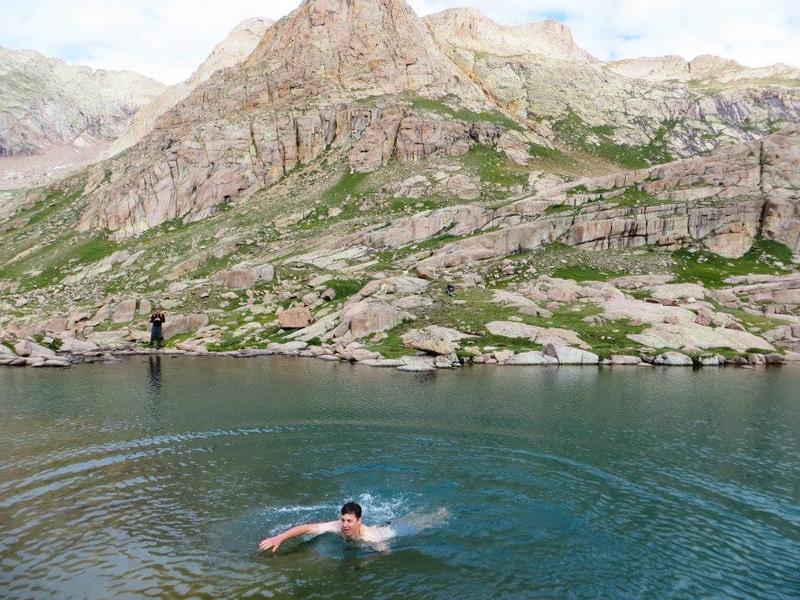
1,0,798,84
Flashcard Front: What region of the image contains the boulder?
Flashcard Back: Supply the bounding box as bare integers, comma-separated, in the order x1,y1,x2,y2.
542,343,599,365
111,299,137,323
361,358,406,367
484,321,585,347
13,340,56,359
59,338,100,353
42,318,68,334
43,358,71,368
162,313,209,340
628,322,773,353
339,299,409,339
493,350,514,364
212,268,257,289
89,303,111,326
321,288,336,301
649,283,706,302
610,355,641,365
139,299,153,316
505,351,558,365
402,329,457,355
267,341,308,355
654,351,693,366
278,306,313,329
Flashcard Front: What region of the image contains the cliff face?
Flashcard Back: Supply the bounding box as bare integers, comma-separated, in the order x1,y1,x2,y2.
0,47,165,157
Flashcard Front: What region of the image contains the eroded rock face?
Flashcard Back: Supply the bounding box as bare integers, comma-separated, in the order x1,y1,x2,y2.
413,125,800,273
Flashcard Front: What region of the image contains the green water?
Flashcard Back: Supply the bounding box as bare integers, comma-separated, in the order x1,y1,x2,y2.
1,357,798,599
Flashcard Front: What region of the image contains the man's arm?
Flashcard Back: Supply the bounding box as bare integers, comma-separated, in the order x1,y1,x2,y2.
258,521,337,553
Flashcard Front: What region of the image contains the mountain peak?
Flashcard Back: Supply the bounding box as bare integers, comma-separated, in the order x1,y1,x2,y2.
239,0,484,104
424,8,597,63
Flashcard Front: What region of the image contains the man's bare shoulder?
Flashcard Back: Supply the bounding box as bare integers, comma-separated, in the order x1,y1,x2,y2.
311,521,340,535
358,523,395,543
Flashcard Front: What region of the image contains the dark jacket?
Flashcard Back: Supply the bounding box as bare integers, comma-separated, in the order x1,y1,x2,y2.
150,313,166,336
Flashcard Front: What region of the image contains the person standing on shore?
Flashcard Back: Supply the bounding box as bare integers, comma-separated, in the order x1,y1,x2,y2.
149,310,166,349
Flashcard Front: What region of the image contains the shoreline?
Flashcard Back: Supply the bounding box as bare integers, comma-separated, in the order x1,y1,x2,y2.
3,343,798,371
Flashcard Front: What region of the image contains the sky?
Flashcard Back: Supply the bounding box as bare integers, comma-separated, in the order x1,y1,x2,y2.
1,0,798,85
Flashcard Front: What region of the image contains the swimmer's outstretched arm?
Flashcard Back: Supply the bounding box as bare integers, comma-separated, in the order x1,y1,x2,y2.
258,521,336,553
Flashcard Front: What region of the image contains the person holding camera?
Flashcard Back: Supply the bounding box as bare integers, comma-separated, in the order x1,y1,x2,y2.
149,309,166,349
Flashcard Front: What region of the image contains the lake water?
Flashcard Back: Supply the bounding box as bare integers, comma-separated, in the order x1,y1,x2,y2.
1,357,798,599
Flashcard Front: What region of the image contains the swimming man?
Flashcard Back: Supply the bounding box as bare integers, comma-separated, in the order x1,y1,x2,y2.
258,501,393,553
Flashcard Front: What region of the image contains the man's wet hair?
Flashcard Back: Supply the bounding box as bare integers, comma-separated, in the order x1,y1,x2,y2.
341,501,362,519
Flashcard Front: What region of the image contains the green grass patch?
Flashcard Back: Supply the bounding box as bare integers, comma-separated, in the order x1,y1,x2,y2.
325,278,366,299
552,110,675,169
408,96,525,132
552,265,619,282
544,203,575,215
672,239,793,288
22,182,85,226
0,234,118,290
613,186,664,208
460,144,528,187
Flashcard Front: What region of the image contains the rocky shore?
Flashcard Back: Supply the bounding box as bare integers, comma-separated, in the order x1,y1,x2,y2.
4,270,799,372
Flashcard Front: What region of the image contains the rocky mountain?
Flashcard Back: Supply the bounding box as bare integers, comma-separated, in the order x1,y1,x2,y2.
69,0,800,242
0,47,165,157
0,46,166,189
106,17,275,157
1,0,799,369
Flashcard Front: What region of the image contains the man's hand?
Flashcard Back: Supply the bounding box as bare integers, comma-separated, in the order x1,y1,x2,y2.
259,535,284,553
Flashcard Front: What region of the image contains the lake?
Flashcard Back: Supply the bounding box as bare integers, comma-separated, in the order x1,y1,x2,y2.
1,357,798,599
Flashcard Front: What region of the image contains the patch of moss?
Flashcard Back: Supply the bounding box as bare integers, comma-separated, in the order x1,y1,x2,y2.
0,234,118,290
23,182,85,226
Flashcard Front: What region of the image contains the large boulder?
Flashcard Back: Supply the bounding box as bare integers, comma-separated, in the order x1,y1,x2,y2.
163,313,209,340
485,321,585,348
14,340,57,359
278,306,313,329
339,299,409,339
654,351,694,366
542,343,599,365
401,326,468,355
648,283,706,302
59,338,100,353
213,268,255,289
628,322,773,353
504,351,558,365
111,299,138,323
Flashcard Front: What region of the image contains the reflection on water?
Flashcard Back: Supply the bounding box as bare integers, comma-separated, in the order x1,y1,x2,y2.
0,357,798,599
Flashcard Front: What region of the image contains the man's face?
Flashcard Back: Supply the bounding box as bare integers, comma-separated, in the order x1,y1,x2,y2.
339,513,360,538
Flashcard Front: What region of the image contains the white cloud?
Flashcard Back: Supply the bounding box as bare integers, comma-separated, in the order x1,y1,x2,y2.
1,0,798,84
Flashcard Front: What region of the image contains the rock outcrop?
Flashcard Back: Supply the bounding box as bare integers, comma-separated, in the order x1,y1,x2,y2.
413,124,800,273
